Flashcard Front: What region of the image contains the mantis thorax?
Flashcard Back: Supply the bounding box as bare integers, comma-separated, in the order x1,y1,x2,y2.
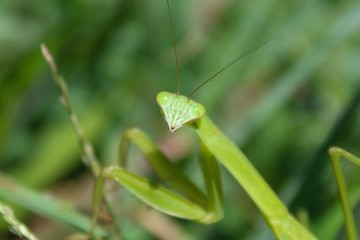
157,92,206,132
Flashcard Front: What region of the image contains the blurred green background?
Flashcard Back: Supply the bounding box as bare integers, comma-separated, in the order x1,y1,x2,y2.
0,0,360,239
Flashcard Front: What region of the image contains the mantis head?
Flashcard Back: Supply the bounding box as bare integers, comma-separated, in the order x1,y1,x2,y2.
157,91,206,132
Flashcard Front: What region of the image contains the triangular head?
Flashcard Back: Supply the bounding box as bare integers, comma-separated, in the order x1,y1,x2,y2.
157,92,206,132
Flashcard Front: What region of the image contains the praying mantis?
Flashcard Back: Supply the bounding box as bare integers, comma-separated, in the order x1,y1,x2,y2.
41,1,359,239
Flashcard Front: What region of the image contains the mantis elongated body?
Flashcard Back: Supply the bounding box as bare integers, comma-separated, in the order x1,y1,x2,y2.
35,1,355,239
92,90,359,239
88,1,360,239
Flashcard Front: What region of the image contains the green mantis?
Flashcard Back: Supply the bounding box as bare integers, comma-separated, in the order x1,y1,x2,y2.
87,1,360,239
34,1,359,239
91,91,359,239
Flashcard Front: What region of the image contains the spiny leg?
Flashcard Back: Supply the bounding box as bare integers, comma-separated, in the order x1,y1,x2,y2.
118,128,206,205
329,147,360,240
93,166,208,223
92,128,225,233
198,140,224,223
120,128,224,223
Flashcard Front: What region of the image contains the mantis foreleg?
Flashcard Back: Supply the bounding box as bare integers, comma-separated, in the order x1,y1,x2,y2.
92,127,224,232
119,128,206,205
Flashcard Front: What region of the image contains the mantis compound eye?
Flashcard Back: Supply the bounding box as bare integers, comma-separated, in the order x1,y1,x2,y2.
157,91,205,132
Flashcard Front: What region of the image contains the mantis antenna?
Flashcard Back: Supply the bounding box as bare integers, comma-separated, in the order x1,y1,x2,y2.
188,38,274,100
166,0,274,99
167,0,181,95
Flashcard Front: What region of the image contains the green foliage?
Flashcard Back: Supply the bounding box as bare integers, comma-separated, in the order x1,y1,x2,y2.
0,201,38,240
0,0,359,239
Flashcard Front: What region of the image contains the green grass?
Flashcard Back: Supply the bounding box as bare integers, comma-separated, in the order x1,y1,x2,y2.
0,0,359,239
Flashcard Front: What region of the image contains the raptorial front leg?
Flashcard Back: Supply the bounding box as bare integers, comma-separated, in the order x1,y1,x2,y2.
118,128,206,205
91,127,227,237
92,166,208,224
197,140,224,224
